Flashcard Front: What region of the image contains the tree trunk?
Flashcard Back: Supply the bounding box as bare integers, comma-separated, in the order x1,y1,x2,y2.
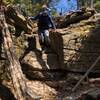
86,0,94,8
77,0,80,9
90,0,94,8
0,10,40,100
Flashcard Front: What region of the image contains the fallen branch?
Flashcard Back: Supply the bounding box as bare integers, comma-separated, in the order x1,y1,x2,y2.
72,56,100,92
89,78,100,83
5,6,33,33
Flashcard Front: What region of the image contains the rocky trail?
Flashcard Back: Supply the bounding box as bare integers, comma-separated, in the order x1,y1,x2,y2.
1,4,100,100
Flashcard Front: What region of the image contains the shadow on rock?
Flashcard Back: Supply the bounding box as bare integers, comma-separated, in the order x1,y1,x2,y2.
0,83,16,100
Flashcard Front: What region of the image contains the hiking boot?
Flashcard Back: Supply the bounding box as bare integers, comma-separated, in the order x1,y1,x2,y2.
36,48,42,52
43,48,53,54
41,46,46,51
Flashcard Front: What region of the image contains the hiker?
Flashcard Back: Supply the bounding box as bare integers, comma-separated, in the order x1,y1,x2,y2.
29,5,56,52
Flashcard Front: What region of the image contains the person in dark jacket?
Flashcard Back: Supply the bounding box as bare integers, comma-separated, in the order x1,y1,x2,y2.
30,7,56,51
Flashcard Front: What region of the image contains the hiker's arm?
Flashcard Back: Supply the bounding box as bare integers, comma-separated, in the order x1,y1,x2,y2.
49,16,56,30
29,14,39,20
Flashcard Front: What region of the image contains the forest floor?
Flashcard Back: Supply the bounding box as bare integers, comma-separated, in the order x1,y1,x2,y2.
2,73,100,100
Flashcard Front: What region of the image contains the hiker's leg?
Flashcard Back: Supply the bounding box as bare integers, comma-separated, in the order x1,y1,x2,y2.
38,30,45,50
44,30,50,47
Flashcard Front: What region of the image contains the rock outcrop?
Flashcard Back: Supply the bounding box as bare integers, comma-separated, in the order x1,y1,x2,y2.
50,13,100,73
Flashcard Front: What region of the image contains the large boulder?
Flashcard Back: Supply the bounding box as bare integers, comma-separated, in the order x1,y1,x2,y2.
50,13,100,72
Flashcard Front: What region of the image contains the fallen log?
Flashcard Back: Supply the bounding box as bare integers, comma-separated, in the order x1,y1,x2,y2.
0,10,40,100
57,9,95,28
5,6,33,33
89,78,100,84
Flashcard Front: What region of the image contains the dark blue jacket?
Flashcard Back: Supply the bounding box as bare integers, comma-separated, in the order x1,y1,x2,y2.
30,12,55,30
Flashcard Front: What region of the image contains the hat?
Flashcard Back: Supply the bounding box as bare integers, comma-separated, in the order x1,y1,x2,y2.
42,4,47,9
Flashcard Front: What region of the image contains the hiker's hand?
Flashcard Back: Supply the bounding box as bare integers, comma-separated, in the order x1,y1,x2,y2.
54,29,57,32
50,29,57,32
27,17,31,21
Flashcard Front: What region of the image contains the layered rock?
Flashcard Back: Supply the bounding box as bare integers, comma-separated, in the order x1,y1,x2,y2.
50,13,100,72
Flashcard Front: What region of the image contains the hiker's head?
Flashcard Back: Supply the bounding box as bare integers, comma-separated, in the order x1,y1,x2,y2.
41,4,49,16
42,4,48,10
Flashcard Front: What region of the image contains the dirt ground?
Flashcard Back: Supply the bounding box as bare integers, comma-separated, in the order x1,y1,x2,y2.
26,73,100,100
1,73,99,100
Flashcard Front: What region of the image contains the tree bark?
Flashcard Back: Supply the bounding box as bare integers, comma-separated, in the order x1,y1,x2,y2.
0,10,40,100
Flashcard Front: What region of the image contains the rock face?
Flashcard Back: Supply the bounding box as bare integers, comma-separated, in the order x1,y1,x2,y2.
50,13,100,72
20,34,61,80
